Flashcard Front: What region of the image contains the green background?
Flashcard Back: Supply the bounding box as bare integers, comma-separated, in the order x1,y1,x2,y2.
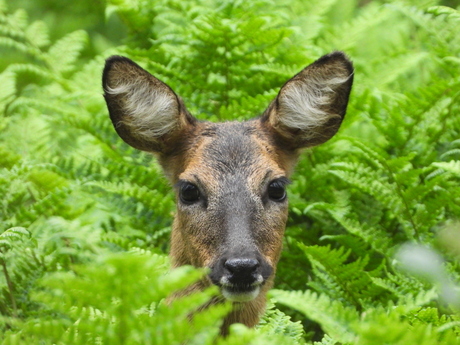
1,0,460,344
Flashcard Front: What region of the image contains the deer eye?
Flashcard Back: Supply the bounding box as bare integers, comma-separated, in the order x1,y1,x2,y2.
179,182,201,204
267,180,287,202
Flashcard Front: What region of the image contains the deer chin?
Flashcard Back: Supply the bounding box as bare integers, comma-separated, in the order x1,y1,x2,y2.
221,285,261,302
219,275,264,302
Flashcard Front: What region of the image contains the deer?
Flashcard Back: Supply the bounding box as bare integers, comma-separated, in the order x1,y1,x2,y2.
102,51,353,335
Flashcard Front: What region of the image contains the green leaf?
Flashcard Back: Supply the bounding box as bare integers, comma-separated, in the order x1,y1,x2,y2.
25,20,49,48
45,30,88,73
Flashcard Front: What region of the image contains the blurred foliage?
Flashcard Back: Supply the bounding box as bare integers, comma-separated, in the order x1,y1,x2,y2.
1,0,460,343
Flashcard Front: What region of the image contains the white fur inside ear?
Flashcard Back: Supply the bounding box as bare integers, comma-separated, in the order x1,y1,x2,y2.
106,81,178,139
277,75,351,139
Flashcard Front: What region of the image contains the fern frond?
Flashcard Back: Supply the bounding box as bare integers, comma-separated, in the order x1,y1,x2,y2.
318,3,392,52
433,161,460,176
325,207,392,254
44,30,88,73
24,20,49,48
270,289,358,343
0,70,16,111
258,300,306,344
86,181,174,218
16,252,229,345
7,63,54,82
299,244,390,309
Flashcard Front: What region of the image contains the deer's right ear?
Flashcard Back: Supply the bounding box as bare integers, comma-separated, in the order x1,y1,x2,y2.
102,56,196,153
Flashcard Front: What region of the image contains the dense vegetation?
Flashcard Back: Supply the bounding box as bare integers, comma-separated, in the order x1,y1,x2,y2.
1,0,460,343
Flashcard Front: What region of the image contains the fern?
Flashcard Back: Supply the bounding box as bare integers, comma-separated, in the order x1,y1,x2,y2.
2,253,226,344
258,300,306,344
270,289,359,343
434,161,460,176
2,0,460,343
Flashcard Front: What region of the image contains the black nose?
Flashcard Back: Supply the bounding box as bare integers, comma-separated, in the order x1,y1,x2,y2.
208,255,273,288
224,258,259,278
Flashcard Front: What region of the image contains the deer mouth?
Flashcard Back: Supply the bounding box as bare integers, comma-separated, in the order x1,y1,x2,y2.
208,256,272,302
219,274,264,302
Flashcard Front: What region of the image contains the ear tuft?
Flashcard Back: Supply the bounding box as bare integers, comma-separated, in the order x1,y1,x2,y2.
105,79,178,138
264,51,354,149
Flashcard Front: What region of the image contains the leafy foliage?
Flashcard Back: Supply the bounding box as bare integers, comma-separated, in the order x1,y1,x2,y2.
1,0,460,343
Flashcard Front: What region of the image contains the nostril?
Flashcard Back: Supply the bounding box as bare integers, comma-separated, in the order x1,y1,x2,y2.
224,258,259,275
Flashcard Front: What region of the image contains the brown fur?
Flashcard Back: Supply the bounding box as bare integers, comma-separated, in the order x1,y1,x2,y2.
102,52,353,335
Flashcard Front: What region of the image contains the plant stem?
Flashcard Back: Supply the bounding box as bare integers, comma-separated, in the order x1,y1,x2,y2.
1,256,18,318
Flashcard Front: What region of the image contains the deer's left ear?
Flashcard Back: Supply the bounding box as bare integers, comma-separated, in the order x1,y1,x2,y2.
262,51,354,149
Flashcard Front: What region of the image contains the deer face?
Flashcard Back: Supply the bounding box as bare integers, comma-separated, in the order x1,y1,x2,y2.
102,52,353,303
169,120,293,302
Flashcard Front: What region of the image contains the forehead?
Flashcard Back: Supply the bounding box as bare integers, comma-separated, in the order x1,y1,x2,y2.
179,120,285,185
